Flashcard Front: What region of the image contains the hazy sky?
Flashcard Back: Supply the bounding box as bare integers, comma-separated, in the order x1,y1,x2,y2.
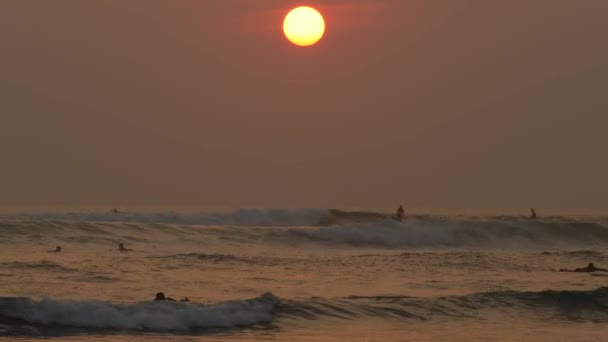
1,0,607,209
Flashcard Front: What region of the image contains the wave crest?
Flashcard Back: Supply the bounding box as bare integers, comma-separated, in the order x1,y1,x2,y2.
0,293,278,331
284,216,608,247
2,288,607,335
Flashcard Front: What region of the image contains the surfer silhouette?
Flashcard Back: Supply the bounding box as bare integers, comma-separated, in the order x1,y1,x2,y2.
118,243,133,252
396,205,405,221
560,263,608,273
47,246,61,253
530,208,537,219
154,292,189,302
154,292,174,301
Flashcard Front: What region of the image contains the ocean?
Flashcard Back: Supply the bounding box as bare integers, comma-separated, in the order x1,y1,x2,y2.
1,208,607,341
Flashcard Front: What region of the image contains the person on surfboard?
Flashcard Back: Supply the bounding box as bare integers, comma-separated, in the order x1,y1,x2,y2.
396,205,405,221
530,208,537,219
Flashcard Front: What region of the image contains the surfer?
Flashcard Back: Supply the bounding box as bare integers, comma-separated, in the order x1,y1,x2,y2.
111,208,120,214
530,208,537,219
47,246,61,253
118,243,133,252
154,292,175,301
154,292,190,302
396,205,405,221
560,263,608,273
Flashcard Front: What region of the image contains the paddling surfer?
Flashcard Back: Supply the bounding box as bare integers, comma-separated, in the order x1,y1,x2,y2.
154,292,190,302
560,263,608,273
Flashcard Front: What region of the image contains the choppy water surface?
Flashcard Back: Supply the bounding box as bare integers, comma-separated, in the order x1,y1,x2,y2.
1,208,608,341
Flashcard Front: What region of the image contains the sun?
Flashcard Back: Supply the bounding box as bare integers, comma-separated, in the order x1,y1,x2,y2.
283,6,325,47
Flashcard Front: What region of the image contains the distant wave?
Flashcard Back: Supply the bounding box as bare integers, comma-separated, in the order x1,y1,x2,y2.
2,288,607,335
0,293,278,332
0,261,75,273
318,209,396,225
2,209,608,248
283,216,608,247
154,253,252,264
3,208,606,228
3,208,326,227
540,250,604,257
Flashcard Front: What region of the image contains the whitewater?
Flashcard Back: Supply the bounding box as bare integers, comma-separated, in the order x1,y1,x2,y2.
1,208,608,341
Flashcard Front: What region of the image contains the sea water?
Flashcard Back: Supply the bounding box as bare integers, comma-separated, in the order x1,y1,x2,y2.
1,208,607,341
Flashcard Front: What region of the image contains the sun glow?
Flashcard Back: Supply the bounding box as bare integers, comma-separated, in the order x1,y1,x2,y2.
283,7,325,47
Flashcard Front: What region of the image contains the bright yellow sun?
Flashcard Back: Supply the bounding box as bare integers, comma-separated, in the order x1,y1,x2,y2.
283,6,325,47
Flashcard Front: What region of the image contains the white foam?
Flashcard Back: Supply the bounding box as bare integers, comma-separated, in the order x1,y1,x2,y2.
0,293,278,331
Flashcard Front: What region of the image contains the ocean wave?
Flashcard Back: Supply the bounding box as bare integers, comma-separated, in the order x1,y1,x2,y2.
0,261,75,273
3,208,326,227
540,250,604,257
2,288,607,335
279,287,608,322
0,293,278,332
283,217,608,247
154,253,251,264
2,210,608,248
318,209,397,225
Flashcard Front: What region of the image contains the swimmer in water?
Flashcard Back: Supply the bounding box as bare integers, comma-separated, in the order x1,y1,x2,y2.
154,292,189,302
48,246,61,253
118,243,133,252
154,292,175,301
560,263,608,273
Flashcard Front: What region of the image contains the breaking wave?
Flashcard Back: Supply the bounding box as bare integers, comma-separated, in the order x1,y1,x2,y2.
2,288,607,335
283,216,608,247
0,293,278,332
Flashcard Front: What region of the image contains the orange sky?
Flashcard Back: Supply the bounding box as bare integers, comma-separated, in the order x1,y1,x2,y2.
1,0,607,209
